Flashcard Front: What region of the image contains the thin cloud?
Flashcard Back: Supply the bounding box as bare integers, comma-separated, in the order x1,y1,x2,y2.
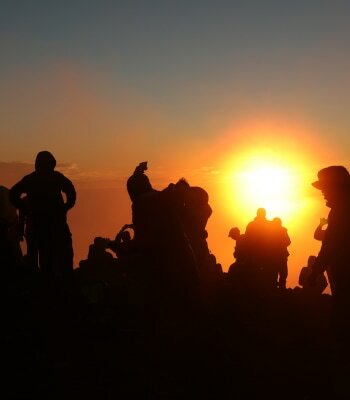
0,161,128,189
0,161,33,187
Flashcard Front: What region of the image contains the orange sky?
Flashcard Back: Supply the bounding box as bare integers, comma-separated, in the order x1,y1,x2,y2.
3,117,343,293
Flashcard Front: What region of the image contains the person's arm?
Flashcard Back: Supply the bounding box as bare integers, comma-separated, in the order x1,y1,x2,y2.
314,226,326,241
278,264,288,289
308,235,332,285
60,175,76,211
9,179,27,210
284,229,291,247
314,218,327,241
298,267,306,287
134,161,148,175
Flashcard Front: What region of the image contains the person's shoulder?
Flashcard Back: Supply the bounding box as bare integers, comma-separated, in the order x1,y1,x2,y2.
16,172,36,184
53,170,73,183
299,266,308,274
53,170,65,178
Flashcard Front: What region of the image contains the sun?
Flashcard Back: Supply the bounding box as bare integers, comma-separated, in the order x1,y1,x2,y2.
235,161,298,215
221,149,308,227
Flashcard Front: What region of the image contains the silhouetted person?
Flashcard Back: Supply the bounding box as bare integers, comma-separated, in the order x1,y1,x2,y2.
16,194,40,271
0,185,18,225
299,255,327,294
245,207,269,237
244,208,273,290
270,217,291,289
9,151,76,280
314,217,328,241
308,165,350,387
308,166,350,298
227,226,258,292
87,237,115,266
127,161,154,203
108,224,136,258
126,163,198,314
0,185,23,270
78,236,120,286
313,217,335,295
183,185,212,235
151,178,199,305
126,161,158,250
228,227,246,265
181,183,220,295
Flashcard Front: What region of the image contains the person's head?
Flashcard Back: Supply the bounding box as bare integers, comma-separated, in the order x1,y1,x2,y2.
312,165,350,207
127,162,153,202
272,217,282,227
134,161,148,174
228,227,240,240
120,230,131,242
307,255,317,268
186,186,209,206
256,207,266,219
35,151,56,172
175,178,190,190
174,178,190,196
93,237,109,250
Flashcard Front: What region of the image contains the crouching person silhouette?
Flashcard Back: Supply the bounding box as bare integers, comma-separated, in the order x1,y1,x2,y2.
10,151,76,281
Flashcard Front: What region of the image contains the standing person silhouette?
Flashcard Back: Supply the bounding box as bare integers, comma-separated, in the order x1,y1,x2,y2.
9,151,76,280
270,217,291,289
314,217,328,241
308,166,350,394
0,185,23,270
309,166,350,300
313,217,335,294
244,208,272,290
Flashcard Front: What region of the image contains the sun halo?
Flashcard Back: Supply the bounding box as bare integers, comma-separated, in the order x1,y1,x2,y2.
222,154,306,227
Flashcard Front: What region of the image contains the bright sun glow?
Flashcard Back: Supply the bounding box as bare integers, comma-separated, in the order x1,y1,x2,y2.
221,149,310,228
235,161,299,217
207,121,327,283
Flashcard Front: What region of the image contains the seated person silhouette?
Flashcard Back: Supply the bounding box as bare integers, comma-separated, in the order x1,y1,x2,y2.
299,255,328,294
228,227,246,269
108,224,135,258
78,236,119,285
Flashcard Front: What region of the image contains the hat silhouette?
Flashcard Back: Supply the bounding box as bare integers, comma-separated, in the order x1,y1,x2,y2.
312,165,350,190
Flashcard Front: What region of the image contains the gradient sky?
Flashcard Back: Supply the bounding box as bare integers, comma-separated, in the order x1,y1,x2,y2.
1,1,349,288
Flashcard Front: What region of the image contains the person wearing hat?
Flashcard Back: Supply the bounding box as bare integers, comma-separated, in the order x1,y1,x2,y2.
309,165,350,297
9,151,76,280
309,165,350,385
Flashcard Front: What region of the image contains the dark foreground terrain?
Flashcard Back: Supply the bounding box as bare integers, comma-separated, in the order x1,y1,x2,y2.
5,267,347,400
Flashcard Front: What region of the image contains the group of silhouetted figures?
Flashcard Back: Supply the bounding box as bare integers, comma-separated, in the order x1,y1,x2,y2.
1,152,345,297
227,208,291,293
3,151,350,398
